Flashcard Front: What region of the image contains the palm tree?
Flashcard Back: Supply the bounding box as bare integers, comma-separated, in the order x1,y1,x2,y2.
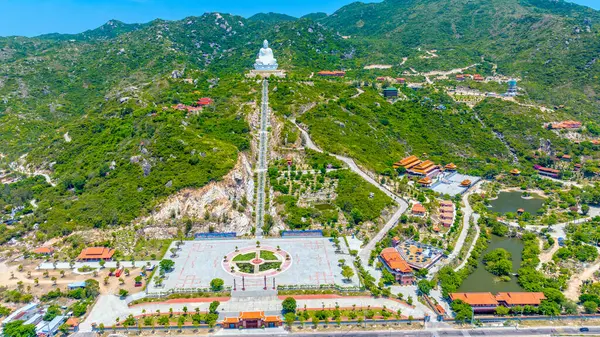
34,278,39,287
51,276,57,286
60,270,65,278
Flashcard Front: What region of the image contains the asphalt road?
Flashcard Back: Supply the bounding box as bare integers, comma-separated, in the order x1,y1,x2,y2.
206,326,600,337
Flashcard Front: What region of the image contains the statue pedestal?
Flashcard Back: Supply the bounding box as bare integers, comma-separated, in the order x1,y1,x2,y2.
247,69,286,78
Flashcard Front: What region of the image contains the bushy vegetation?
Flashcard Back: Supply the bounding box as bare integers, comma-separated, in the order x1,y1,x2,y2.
299,89,511,173
482,248,513,276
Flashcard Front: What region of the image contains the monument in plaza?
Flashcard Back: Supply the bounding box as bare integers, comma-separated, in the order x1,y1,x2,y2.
254,40,278,71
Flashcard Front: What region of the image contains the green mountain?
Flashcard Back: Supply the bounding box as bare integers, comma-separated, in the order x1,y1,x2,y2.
248,12,298,23
300,12,328,20
322,0,600,111
1,0,600,241
38,20,148,41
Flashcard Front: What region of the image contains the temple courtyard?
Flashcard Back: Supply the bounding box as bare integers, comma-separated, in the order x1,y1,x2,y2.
146,238,360,294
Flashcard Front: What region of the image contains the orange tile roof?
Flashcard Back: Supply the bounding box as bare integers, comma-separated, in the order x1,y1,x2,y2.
536,166,560,174
440,200,453,206
33,247,54,254
435,304,446,314
495,292,546,306
239,311,265,320
418,177,432,185
77,247,115,260
440,207,454,213
223,317,239,324
460,179,471,186
264,316,281,323
399,155,420,167
65,318,80,327
413,160,435,171
449,292,498,306
412,203,426,214
380,248,412,273
510,169,520,175
444,163,457,170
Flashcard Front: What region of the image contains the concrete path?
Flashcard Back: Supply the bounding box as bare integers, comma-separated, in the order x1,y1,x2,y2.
428,181,482,277
37,261,157,270
453,214,480,272
503,205,600,239
291,119,409,266
254,79,270,238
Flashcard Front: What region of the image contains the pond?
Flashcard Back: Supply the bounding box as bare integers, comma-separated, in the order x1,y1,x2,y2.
458,235,525,292
488,191,544,215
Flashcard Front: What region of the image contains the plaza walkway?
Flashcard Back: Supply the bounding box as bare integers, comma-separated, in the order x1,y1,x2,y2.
80,294,426,331
254,79,270,238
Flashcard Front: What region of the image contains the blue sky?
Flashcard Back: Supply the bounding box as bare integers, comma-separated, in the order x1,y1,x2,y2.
0,0,598,37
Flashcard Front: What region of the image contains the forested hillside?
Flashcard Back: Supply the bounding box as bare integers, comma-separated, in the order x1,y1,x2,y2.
1,0,600,240
320,0,600,112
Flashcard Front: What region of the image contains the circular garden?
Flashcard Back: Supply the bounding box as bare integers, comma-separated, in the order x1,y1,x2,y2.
223,247,291,276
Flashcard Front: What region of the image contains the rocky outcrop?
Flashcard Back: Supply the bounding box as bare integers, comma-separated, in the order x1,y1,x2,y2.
137,153,255,235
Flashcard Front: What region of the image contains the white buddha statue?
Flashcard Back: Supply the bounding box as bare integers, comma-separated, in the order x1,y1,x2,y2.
254,39,278,70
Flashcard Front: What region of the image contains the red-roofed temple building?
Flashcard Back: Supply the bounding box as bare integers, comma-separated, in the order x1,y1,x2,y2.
222,312,282,329
77,247,116,261
449,292,546,313
379,248,415,285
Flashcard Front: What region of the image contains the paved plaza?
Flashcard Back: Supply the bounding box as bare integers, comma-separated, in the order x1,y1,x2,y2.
146,238,360,294
430,172,481,196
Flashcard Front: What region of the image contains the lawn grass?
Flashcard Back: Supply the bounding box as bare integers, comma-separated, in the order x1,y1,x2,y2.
260,250,278,260
233,252,256,262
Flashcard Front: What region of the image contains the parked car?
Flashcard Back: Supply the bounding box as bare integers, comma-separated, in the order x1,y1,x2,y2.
580,327,589,332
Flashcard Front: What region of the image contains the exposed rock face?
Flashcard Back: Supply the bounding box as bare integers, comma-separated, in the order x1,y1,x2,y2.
138,153,255,235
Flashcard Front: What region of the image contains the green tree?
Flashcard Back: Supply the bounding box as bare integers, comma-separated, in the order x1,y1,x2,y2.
159,259,175,273
495,306,510,316
209,301,220,314
417,280,433,296
282,297,297,314
3,321,36,337
451,300,473,323
210,278,224,291
584,301,598,314
284,312,295,329
341,265,354,281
